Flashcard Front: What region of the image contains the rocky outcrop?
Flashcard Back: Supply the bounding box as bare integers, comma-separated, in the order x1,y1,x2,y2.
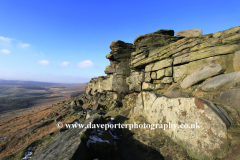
85,26,240,93
130,92,231,159
86,40,135,95
82,26,240,159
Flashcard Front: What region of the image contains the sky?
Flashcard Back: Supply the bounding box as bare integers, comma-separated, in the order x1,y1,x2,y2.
0,0,239,83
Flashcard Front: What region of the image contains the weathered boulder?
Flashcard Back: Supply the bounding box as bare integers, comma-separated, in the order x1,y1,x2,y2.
181,62,226,89
176,28,202,37
219,89,240,109
130,92,231,159
202,71,240,91
233,50,240,71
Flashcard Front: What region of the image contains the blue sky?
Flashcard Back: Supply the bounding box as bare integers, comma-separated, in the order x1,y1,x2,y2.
0,0,239,83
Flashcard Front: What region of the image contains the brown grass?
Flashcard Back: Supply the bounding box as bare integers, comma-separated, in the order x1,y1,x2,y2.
0,102,79,159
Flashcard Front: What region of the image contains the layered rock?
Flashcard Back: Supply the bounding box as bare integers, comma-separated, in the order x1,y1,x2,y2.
85,26,240,94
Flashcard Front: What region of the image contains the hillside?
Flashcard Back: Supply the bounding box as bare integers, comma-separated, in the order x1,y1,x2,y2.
0,80,86,119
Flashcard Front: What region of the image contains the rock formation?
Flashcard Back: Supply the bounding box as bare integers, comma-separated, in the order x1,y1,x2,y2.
30,26,240,160
82,25,240,159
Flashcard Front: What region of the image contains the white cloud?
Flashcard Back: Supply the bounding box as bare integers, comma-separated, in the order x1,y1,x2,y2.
1,49,11,54
0,36,12,43
18,42,30,48
77,60,95,68
38,60,50,65
60,61,70,66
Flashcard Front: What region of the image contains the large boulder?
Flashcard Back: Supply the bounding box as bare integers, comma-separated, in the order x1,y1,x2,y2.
176,28,203,37
219,89,240,110
181,62,226,89
130,92,231,159
202,71,240,91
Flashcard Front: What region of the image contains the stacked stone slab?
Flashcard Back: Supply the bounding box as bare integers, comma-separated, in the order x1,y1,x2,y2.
131,29,182,91
129,26,240,91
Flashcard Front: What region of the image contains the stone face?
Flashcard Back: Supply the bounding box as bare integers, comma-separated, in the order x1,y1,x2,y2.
151,59,173,71
161,77,173,83
202,71,240,91
151,72,157,79
164,67,172,76
145,59,173,72
219,89,240,109
112,75,129,93
144,72,151,82
233,50,240,71
104,64,116,74
116,61,130,76
156,69,165,79
176,28,203,37
128,72,144,92
142,82,156,91
181,63,226,89
130,92,230,159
